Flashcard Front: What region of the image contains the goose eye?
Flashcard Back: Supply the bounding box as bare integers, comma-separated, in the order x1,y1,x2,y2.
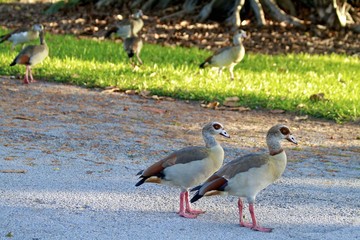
280,127,290,135
213,123,221,130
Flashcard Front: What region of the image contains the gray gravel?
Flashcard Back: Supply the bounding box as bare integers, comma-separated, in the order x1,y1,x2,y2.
0,77,359,240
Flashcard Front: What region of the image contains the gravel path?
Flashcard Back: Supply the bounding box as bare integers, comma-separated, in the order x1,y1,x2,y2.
0,77,359,240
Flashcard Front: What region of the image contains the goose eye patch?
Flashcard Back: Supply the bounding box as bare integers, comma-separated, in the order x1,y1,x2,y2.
213,123,221,130
280,127,290,135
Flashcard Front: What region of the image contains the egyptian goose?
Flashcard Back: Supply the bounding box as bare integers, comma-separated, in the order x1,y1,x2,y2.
200,30,247,80
123,28,143,66
0,24,43,50
191,124,297,232
9,26,49,84
135,122,230,218
105,10,144,39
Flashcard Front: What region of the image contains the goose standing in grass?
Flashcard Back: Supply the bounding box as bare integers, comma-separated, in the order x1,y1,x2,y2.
105,9,144,40
200,30,247,80
135,122,230,218
9,26,48,84
0,24,43,50
123,27,143,66
191,124,297,232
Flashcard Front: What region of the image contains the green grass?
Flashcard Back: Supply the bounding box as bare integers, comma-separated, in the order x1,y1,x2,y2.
0,30,359,122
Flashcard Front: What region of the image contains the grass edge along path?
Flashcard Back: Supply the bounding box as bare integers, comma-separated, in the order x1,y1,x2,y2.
0,31,358,122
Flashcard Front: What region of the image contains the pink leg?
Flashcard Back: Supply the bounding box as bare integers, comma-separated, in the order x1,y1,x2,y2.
238,199,272,232
28,66,36,83
248,203,273,232
184,191,205,215
238,198,253,228
178,191,197,218
23,66,30,84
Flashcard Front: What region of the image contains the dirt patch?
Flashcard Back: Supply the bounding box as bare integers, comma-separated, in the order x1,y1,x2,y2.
1,75,359,153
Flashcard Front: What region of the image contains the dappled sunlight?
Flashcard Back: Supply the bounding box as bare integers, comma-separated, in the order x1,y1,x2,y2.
0,29,359,121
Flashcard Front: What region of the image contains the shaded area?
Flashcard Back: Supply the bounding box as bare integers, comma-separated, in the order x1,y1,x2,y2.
0,2,359,55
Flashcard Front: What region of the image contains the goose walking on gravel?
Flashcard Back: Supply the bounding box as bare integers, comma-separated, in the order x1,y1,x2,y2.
9,26,48,84
105,9,144,40
0,24,43,50
200,30,246,80
135,122,230,218
191,124,297,232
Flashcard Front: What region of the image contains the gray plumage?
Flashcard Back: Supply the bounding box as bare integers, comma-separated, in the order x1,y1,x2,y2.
200,30,247,80
123,34,143,66
191,124,297,232
135,122,230,218
105,10,144,39
0,24,43,50
10,27,48,84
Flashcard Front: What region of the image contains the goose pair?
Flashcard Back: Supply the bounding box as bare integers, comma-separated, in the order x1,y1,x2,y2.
200,30,247,80
0,24,43,50
136,123,297,232
105,9,144,66
9,24,49,84
105,10,144,40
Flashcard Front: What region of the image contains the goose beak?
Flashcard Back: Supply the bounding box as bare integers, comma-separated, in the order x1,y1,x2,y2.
220,130,230,138
286,135,297,144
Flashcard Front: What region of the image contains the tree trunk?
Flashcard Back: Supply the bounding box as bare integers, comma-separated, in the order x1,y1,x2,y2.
260,0,304,26
333,0,348,27
160,0,199,20
225,0,245,28
249,0,266,26
276,0,296,16
197,0,217,22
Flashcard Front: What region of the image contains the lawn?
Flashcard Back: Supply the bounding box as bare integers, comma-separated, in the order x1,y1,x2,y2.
0,30,359,122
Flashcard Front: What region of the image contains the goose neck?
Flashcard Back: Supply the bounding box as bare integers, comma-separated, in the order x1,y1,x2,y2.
202,131,218,148
266,135,283,156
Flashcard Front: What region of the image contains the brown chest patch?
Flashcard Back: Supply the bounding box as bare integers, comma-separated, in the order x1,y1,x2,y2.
17,54,30,65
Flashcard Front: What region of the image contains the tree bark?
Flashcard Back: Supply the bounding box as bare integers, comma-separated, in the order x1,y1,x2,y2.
224,0,245,30
276,0,296,16
141,0,159,12
160,0,199,20
249,0,266,26
260,0,304,26
333,0,348,27
197,0,217,22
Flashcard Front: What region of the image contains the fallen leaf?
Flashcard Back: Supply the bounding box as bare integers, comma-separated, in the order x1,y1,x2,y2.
224,96,240,102
0,169,27,173
151,95,160,100
201,101,219,109
218,106,250,111
101,87,121,93
13,116,36,121
125,89,137,95
223,96,240,107
270,109,285,114
223,101,239,107
294,115,309,121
